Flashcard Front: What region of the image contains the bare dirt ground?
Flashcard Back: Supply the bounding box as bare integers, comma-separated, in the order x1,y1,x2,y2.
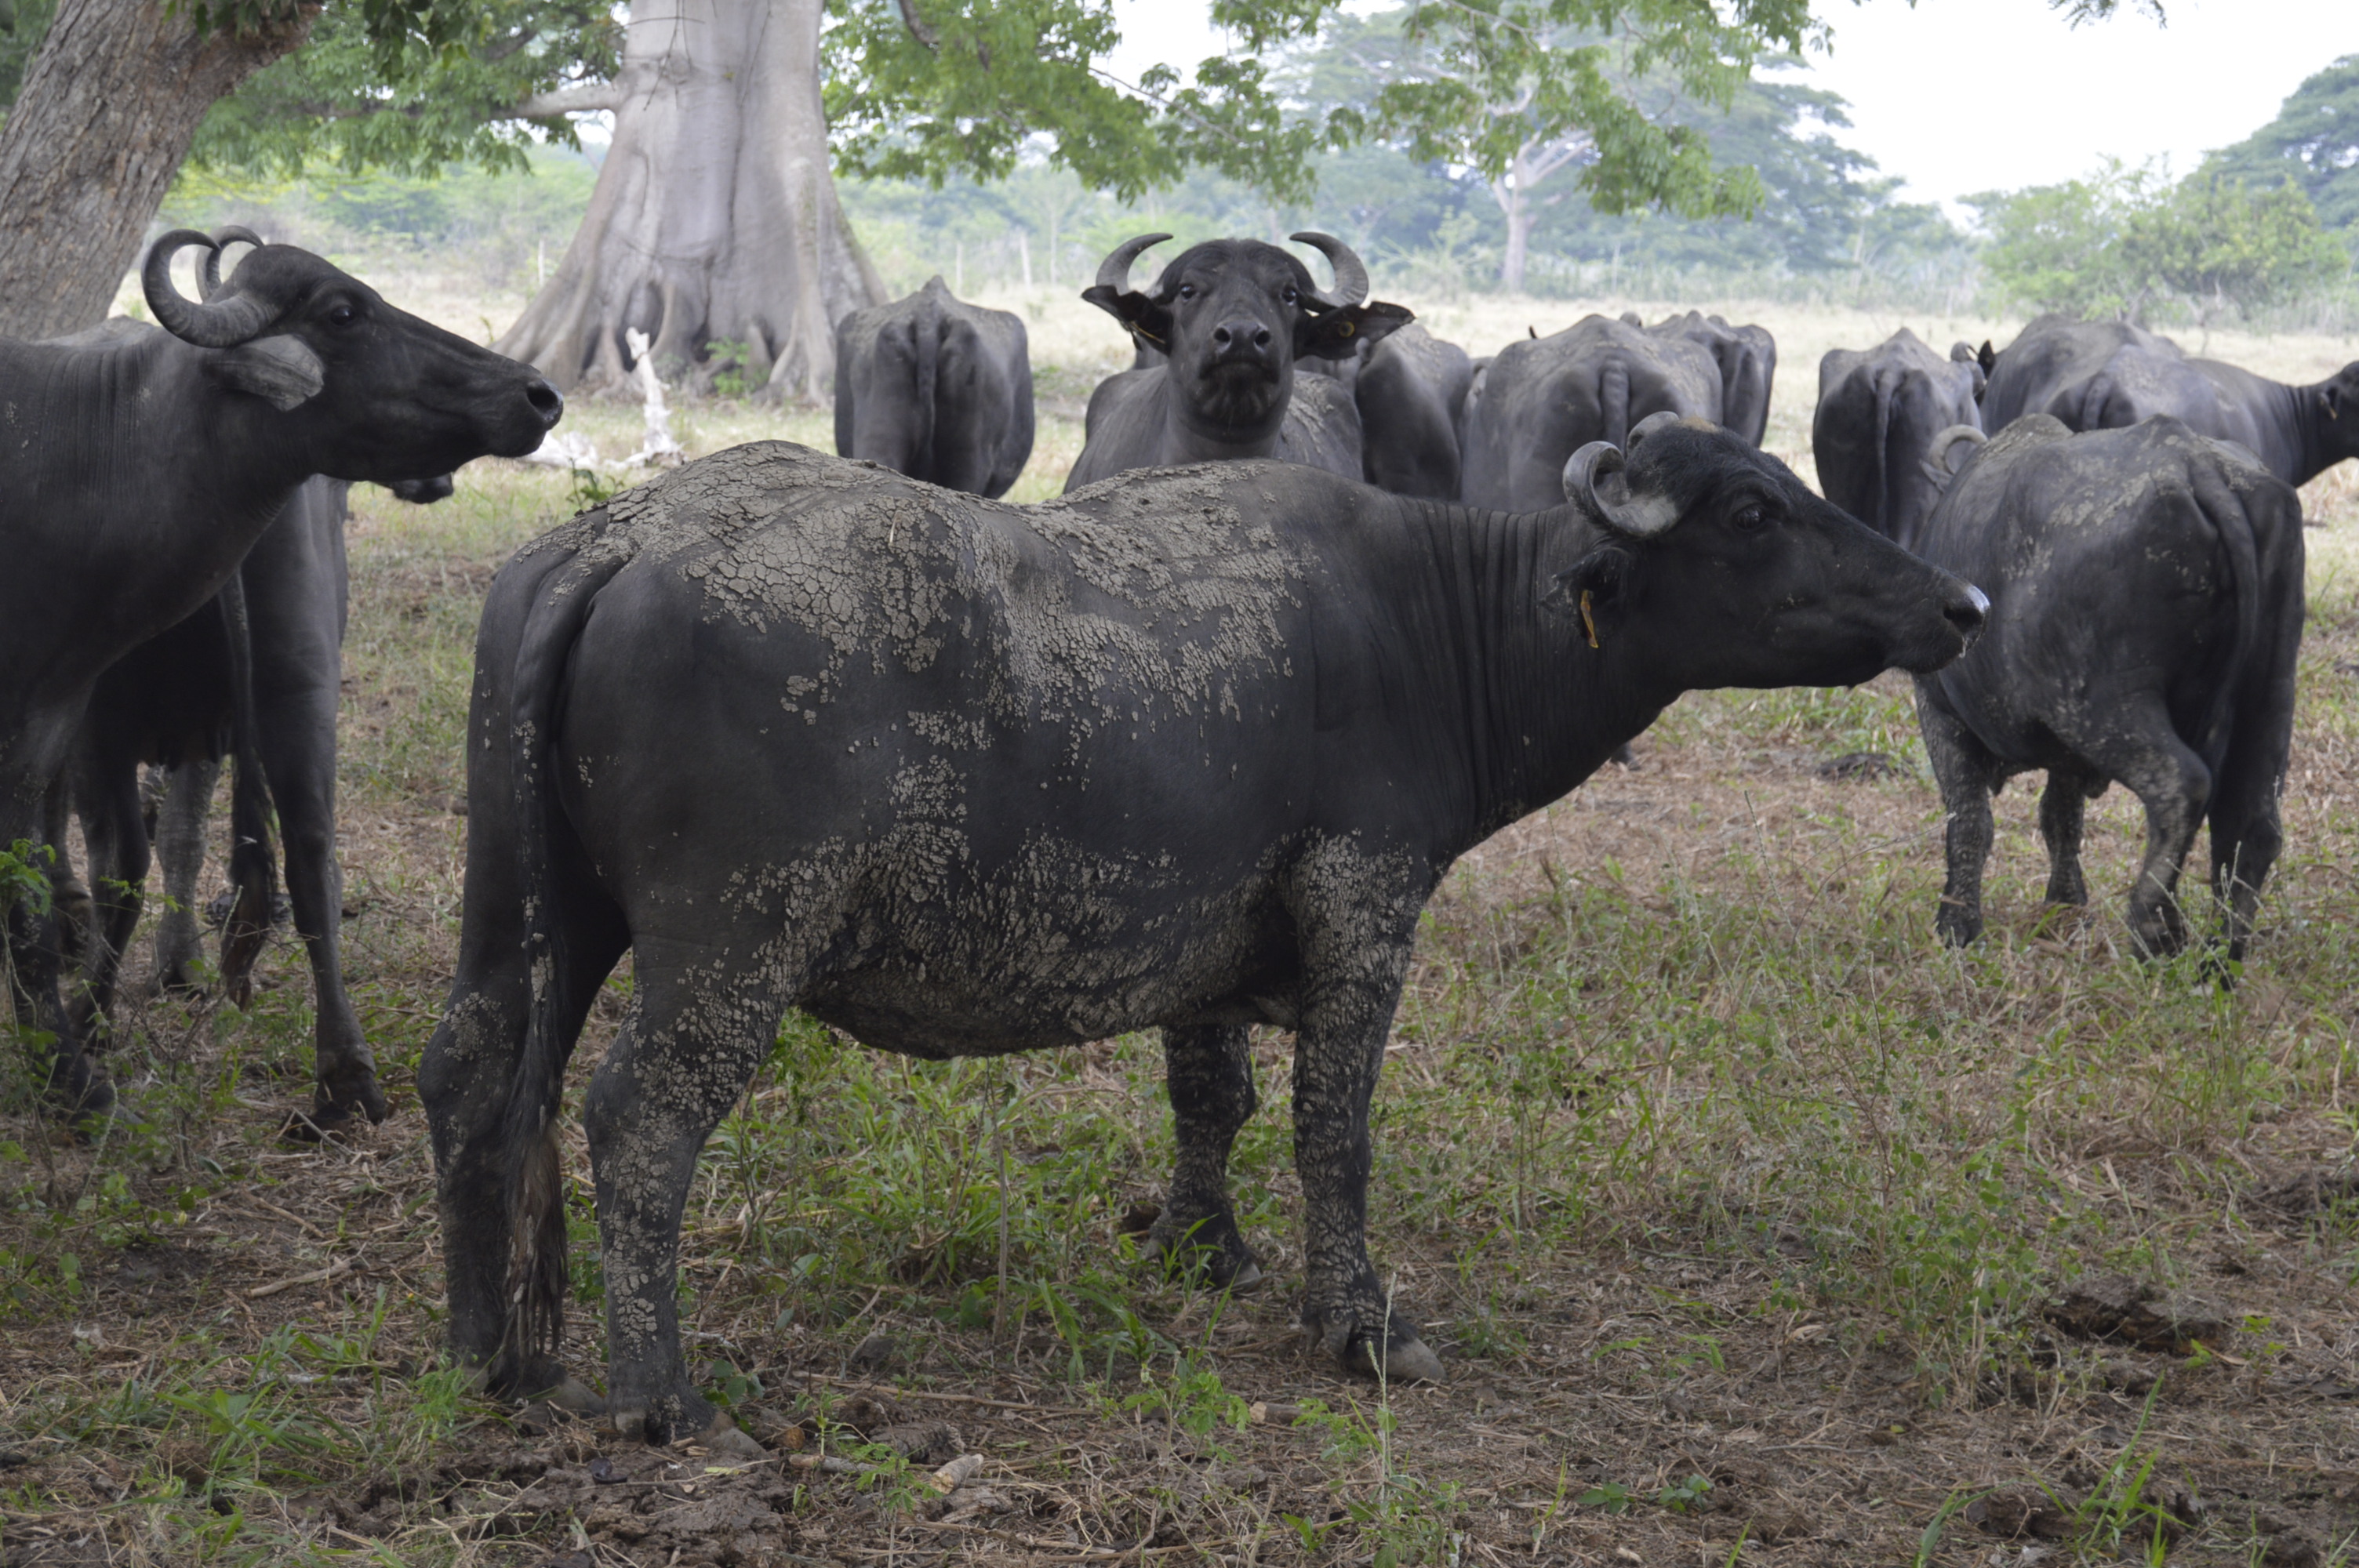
4,293,2359,1568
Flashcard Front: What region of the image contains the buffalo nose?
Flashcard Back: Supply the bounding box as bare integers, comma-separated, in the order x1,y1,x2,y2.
1944,581,1990,639
524,378,564,427
1211,320,1273,357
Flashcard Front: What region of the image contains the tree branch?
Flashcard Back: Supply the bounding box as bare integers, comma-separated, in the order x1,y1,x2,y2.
896,0,939,50
507,81,622,118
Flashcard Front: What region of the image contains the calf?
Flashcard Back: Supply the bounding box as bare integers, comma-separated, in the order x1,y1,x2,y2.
1910,416,2303,963
421,414,1984,1450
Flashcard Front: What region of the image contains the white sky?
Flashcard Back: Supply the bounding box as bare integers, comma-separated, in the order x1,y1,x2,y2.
1105,0,2359,216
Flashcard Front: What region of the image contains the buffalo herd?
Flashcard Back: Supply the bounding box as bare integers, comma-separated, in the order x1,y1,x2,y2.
0,223,2348,1446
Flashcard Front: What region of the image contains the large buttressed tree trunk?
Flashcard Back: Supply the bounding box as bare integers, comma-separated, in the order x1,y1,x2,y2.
496,0,885,401
0,0,311,340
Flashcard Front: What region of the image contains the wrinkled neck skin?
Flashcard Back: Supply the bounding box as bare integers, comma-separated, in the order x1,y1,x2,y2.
0,336,313,782
1368,497,1670,860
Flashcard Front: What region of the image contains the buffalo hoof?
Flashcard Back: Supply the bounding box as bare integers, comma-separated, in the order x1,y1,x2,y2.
46,1053,115,1124
1150,1210,1263,1293
1934,906,1981,948
533,1376,609,1417
314,1070,391,1129
1349,1330,1445,1385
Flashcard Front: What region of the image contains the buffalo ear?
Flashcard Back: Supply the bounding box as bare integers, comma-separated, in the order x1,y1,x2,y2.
2324,383,2345,420
204,335,324,410
1976,339,1997,386
1541,543,1634,624
1080,285,1175,354
1296,300,1412,361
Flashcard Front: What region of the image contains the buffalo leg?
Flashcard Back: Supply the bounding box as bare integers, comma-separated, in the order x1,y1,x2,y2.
1917,691,2001,948
1289,848,1441,1383
583,938,783,1450
1150,1024,1264,1290
4,872,112,1119
2037,769,2092,909
150,760,219,995
40,779,94,972
255,670,383,1124
68,754,151,1040
2205,731,2289,969
2063,697,2211,958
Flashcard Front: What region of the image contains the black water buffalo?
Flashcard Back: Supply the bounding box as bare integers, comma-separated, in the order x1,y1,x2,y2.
1458,315,1722,510
1063,233,1410,490
833,277,1034,499
1910,416,2303,963
1353,324,1474,500
1649,311,1776,445
58,471,447,1128
1982,314,2359,487
0,229,560,1116
420,416,1984,1449
1812,328,1986,545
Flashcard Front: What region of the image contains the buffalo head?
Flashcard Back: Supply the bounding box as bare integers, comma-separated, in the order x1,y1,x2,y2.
1550,412,1987,688
1082,233,1410,444
145,229,562,485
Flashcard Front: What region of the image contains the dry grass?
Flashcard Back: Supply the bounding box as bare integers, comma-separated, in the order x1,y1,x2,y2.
5,300,2359,1567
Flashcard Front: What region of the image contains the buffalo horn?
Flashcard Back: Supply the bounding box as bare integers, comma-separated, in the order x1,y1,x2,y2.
1289,231,1369,307
1561,440,1679,538
199,226,267,301
144,230,277,349
1095,233,1172,295
1925,424,1986,481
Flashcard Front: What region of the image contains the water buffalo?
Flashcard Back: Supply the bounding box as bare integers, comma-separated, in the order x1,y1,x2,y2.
1459,315,1723,510
1063,233,1411,490
1648,311,1777,446
1,228,561,1116
1812,328,1986,545
1981,314,2359,487
420,415,1986,1450
834,277,1034,499
57,470,448,1129
1353,324,1474,500
1910,416,2303,963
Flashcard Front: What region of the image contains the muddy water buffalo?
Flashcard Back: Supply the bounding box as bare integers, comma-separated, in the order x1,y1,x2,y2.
1459,315,1723,510
1812,328,1985,545
1910,416,2303,962
1981,315,2359,487
1063,233,1411,489
421,416,1985,1448
1,229,561,1116
833,277,1034,499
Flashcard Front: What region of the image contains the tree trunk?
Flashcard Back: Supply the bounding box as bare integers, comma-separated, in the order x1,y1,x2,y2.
1495,172,1533,295
0,0,313,341
495,0,884,401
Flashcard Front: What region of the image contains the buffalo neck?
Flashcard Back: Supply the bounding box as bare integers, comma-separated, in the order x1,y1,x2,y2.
2290,374,2358,486
1372,496,1673,861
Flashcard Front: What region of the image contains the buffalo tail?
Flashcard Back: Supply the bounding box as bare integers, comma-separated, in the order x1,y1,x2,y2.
494,542,631,1377
1601,358,1630,452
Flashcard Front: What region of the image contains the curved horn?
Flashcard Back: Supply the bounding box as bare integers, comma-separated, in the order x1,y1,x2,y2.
1561,440,1680,537
200,226,267,300
144,230,276,348
1289,231,1369,307
1094,233,1172,294
1624,410,1687,451
1925,424,1986,483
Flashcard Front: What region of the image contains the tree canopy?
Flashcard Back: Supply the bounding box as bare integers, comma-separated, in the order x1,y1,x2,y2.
2208,54,2359,241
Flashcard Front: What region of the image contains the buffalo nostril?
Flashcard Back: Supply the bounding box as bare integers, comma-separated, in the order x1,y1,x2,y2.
525,379,564,425
1945,583,1990,633
1212,326,1233,348
1252,327,1271,349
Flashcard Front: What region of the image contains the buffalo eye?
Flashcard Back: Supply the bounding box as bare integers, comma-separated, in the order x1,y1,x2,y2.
1282,285,1299,306
326,303,359,328
1177,282,1198,302
1732,504,1768,532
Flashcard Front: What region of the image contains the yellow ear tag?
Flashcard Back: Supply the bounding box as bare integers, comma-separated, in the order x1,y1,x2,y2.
1338,320,1355,336
1579,589,1601,649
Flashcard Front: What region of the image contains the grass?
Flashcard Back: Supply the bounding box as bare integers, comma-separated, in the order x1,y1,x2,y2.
3,296,2359,1566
